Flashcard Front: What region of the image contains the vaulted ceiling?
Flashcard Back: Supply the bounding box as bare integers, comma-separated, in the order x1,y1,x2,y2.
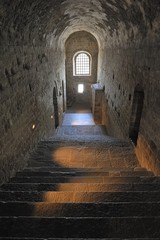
0,0,159,46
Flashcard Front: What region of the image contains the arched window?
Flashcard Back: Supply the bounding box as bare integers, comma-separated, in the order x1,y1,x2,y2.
73,51,91,76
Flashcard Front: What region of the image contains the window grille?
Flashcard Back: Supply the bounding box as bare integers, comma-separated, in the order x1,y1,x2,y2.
74,52,91,75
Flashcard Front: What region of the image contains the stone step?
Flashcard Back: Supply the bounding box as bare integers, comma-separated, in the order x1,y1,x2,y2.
16,170,153,177
37,139,131,147
33,152,135,162
0,191,159,203
29,157,137,169
23,167,135,171
1,183,160,192
56,125,107,136
9,176,160,184
31,145,135,154
26,161,137,169
0,191,160,203
0,202,160,217
21,167,151,173
26,162,125,169
30,150,137,158
0,238,159,240
33,142,133,153
46,135,134,145
0,237,151,240
0,238,128,240
0,217,160,238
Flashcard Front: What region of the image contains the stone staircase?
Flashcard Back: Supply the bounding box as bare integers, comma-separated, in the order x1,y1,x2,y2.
0,125,160,239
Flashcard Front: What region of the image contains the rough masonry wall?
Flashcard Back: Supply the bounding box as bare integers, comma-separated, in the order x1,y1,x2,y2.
100,26,160,175
0,42,65,184
65,31,98,106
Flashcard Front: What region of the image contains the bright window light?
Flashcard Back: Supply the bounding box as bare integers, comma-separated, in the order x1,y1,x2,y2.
73,52,91,76
78,84,84,93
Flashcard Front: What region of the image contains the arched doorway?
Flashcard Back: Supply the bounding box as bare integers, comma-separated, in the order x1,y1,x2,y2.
129,84,144,145
53,87,59,128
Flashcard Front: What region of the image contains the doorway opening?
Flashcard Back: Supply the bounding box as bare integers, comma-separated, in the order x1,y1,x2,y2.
62,80,65,112
129,84,144,145
53,87,59,128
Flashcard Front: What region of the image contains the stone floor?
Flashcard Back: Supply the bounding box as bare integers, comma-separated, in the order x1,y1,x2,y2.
67,103,92,113
63,103,95,125
62,113,95,125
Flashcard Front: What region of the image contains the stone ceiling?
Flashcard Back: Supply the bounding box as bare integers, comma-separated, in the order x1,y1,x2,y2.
0,0,159,46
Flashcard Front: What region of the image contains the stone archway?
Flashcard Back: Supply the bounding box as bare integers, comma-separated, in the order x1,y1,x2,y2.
129,84,144,145
53,87,59,128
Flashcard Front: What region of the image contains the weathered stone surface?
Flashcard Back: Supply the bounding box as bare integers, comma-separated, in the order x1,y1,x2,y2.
1,182,160,192
0,239,159,240
1,216,160,238
0,190,160,203
0,0,160,238
0,44,65,184
9,176,160,184
1,202,160,217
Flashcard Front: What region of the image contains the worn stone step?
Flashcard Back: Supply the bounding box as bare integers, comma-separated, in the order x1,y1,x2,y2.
0,238,136,240
16,170,153,177
0,238,126,240
21,167,152,174
0,237,159,240
0,217,160,238
33,143,136,150
31,143,134,155
0,238,114,240
0,191,159,203
1,238,159,240
27,161,131,168
31,152,137,164
0,202,160,217
45,137,133,146
27,162,128,168
30,155,137,161
9,176,134,184
19,167,146,172
55,125,107,136
24,167,137,171
10,176,160,184
0,236,154,240
1,182,160,192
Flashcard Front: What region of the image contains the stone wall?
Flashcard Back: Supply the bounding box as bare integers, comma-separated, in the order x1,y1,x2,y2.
0,42,65,184
65,31,98,107
100,41,160,175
